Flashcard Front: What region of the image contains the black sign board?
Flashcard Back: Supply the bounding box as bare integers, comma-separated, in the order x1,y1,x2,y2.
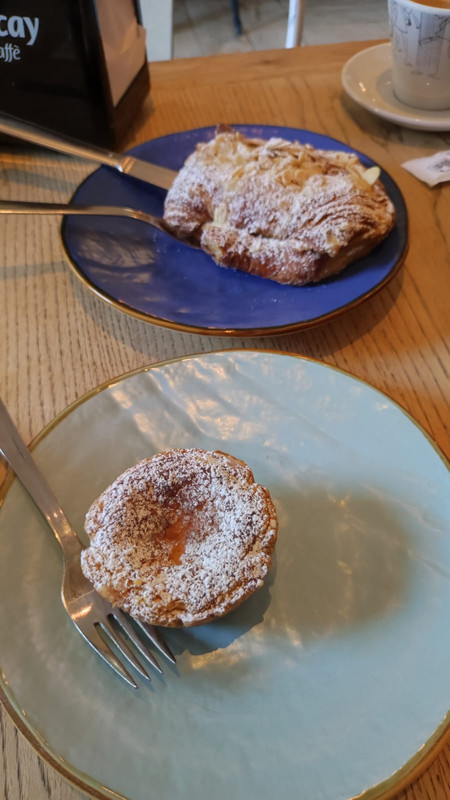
0,1,150,149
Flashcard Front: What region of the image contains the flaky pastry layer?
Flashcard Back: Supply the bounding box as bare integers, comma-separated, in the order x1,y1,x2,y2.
163,125,396,285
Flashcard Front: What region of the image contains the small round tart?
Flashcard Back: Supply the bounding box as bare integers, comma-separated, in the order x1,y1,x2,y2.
80,448,278,627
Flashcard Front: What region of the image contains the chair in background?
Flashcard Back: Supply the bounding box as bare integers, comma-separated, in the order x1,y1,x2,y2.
230,0,305,44
286,0,305,48
230,0,243,35
140,0,305,62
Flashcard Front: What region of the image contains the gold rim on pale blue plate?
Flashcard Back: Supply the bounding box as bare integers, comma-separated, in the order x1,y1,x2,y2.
1,350,449,800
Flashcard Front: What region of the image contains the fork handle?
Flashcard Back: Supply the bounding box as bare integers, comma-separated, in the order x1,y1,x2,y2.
0,200,153,221
0,399,82,555
0,200,172,239
0,200,137,217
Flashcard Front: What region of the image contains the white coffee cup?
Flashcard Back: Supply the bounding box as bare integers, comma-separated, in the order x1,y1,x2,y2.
388,0,450,110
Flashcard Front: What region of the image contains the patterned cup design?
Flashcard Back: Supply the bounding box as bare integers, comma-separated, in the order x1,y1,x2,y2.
388,0,450,109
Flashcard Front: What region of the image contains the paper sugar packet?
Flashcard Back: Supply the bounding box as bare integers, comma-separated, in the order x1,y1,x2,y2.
402,151,450,187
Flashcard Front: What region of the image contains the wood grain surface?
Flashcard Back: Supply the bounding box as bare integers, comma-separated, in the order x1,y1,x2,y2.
0,40,449,800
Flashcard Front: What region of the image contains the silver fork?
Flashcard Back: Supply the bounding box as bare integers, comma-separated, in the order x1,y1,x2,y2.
0,399,176,688
0,200,200,248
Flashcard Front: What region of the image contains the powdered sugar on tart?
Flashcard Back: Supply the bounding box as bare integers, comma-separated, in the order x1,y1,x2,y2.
81,448,278,627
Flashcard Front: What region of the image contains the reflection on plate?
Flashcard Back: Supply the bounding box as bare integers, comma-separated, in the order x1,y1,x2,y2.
62,125,407,336
1,350,449,800
342,43,450,131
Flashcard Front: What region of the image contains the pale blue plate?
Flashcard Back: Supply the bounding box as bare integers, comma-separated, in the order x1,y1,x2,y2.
0,351,449,800
61,126,408,336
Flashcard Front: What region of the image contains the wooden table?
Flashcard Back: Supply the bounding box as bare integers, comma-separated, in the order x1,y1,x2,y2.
0,40,449,800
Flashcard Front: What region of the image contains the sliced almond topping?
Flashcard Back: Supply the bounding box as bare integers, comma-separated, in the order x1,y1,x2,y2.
213,203,228,225
363,166,381,186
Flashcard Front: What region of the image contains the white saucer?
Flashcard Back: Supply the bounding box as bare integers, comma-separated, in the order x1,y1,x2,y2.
342,43,450,132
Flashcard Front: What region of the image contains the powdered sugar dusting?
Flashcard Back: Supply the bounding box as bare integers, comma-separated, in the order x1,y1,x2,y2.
163,126,396,285
81,449,278,627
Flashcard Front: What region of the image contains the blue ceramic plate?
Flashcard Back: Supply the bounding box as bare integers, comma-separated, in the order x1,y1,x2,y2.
62,126,408,336
0,351,449,800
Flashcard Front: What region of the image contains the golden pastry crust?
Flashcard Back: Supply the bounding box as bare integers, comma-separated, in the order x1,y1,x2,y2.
163,126,396,285
80,448,278,627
